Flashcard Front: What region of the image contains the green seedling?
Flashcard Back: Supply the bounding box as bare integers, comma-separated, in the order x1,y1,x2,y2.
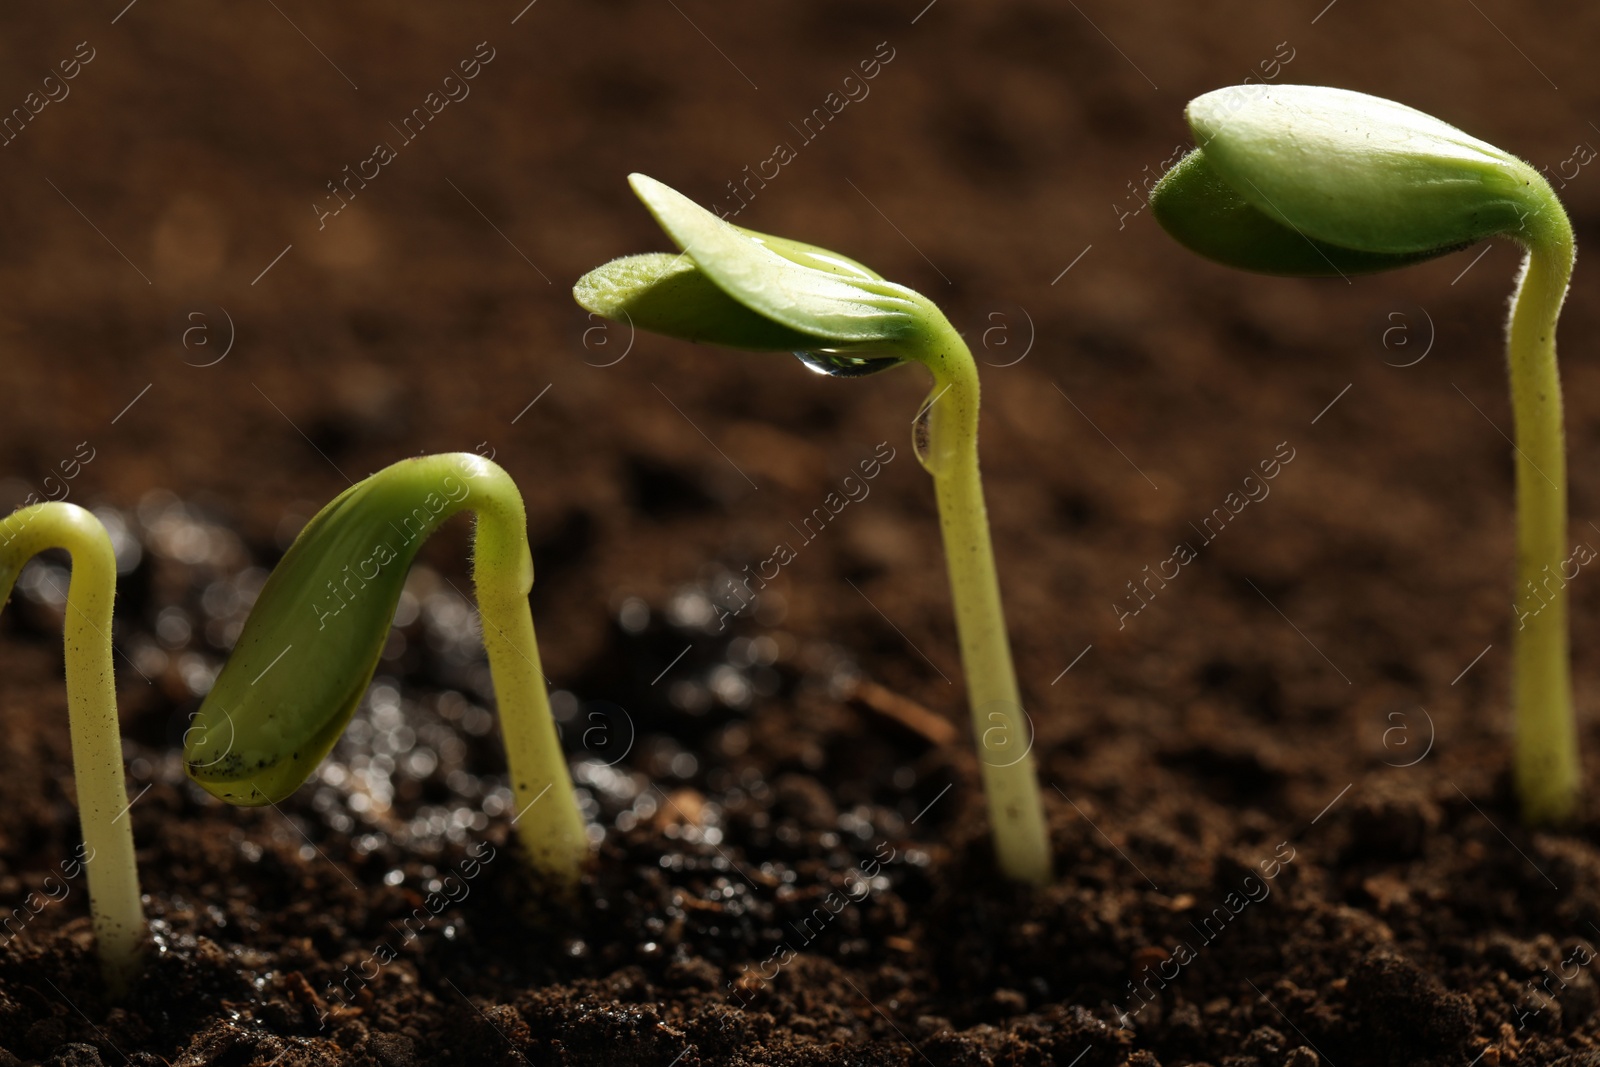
183,454,589,888
575,174,1051,884
1152,84,1578,823
0,503,145,993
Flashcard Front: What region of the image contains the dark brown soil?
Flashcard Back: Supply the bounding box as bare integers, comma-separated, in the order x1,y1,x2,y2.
3,0,1600,1064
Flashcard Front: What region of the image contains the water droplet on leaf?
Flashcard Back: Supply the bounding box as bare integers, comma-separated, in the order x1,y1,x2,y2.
794,350,903,378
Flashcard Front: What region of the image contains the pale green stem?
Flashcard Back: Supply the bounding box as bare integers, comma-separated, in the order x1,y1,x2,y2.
1509,212,1579,824
0,504,144,993
908,311,1052,884
461,462,590,889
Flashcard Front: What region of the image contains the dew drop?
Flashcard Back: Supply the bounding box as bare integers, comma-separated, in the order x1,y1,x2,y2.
912,401,935,470
912,387,956,475
795,350,903,378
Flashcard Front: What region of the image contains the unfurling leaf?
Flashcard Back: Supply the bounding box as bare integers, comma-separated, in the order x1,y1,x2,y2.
573,174,924,366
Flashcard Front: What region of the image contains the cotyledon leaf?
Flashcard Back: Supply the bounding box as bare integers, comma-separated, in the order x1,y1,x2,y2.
575,253,837,350
1150,149,1456,277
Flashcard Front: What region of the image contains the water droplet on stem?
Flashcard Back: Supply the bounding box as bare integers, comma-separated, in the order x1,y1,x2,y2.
913,402,935,471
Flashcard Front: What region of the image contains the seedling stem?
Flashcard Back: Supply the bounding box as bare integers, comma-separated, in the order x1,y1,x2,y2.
913,310,1051,883
1510,214,1578,822
0,503,144,993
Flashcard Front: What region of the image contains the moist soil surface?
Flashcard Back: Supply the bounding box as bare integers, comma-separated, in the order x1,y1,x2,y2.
5,1,1600,1065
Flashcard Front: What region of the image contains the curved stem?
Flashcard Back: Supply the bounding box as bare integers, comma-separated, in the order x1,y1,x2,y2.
0,504,144,993
461,460,591,889
910,311,1052,884
320,456,591,886
1509,215,1579,824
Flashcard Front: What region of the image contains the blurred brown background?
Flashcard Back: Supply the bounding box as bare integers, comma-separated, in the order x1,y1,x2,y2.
0,0,1597,764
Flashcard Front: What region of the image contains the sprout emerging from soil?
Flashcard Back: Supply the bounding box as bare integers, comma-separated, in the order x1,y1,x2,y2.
1152,84,1578,823
183,454,589,888
574,174,1052,884
0,503,145,993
